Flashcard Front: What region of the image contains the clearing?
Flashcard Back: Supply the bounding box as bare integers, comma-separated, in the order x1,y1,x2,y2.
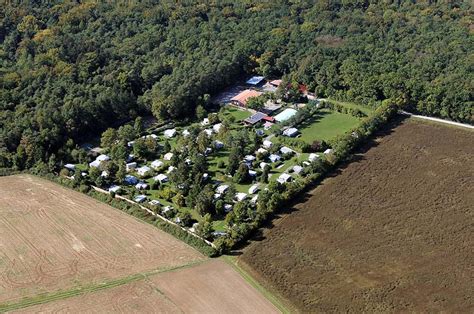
240,118,474,312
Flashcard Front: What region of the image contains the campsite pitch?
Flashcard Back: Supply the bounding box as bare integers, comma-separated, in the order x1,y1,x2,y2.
240,118,474,312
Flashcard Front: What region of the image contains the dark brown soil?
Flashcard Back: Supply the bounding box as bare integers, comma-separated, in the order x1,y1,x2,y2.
240,119,474,312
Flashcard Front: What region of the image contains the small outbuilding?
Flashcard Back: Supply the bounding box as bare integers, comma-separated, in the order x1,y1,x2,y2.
164,129,177,138
163,152,174,161
277,173,292,184
151,160,164,170
137,166,151,177
134,195,147,203
283,127,299,137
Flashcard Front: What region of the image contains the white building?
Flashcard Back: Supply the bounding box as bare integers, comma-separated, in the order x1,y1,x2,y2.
257,148,268,155
248,184,260,194
135,182,148,190
308,153,320,162
154,173,169,183
167,166,176,173
108,185,121,194
163,152,174,161
244,155,256,162
134,195,147,203
324,148,333,155
126,162,137,172
212,123,223,133
283,127,299,137
137,166,151,177
182,129,190,137
292,165,303,174
280,146,294,155
235,192,247,202
269,154,281,163
64,164,75,171
164,129,177,138
263,140,273,148
216,184,229,194
260,162,269,170
151,160,164,170
277,173,292,184
201,118,210,126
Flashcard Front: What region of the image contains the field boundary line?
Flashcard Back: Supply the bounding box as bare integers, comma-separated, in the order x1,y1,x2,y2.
400,111,474,129
0,259,207,313
221,256,292,314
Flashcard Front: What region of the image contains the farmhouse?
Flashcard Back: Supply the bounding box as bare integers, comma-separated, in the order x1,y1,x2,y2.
154,173,169,183
124,175,138,185
274,108,298,122
283,127,299,137
164,129,177,138
151,160,164,169
246,76,265,86
249,184,260,194
231,89,263,107
137,165,151,177
163,152,174,161
277,173,292,184
134,194,147,203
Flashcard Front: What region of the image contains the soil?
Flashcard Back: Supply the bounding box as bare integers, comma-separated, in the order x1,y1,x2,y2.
0,175,205,304
240,119,474,312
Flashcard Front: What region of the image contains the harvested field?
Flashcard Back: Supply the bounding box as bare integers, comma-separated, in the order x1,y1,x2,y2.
14,260,278,313
241,119,474,312
0,175,205,305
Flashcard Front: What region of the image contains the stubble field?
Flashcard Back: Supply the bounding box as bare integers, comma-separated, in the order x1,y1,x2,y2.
241,118,474,312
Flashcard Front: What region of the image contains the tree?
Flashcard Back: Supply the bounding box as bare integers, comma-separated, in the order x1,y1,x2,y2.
234,163,250,184
196,213,214,239
172,193,186,207
100,128,118,149
260,165,270,183
134,117,144,136
195,185,214,216
195,105,207,121
226,146,243,175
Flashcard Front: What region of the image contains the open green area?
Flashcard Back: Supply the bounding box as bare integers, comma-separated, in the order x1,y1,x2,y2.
298,110,361,143
327,100,374,115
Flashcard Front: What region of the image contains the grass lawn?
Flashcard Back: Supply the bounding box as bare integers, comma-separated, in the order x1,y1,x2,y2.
223,106,252,122
299,109,360,143
327,99,373,115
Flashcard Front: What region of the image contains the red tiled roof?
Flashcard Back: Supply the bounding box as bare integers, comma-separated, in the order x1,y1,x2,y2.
231,89,262,106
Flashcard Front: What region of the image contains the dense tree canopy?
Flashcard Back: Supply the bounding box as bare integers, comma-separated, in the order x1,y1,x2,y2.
1,1,472,169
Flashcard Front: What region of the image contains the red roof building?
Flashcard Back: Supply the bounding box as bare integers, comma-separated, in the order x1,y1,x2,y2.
230,89,263,107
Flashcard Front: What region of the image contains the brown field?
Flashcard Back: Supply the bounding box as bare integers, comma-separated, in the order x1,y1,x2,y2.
0,175,205,304
15,260,278,313
241,119,474,312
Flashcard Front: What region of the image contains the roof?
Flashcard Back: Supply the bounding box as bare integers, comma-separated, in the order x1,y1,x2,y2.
235,192,248,201
249,184,260,194
163,152,174,160
270,79,282,87
246,76,265,85
283,127,299,137
263,140,273,147
274,108,298,122
154,174,168,182
231,89,262,106
280,146,293,154
277,173,292,183
151,160,163,168
244,112,266,124
324,149,333,155
164,129,176,137
216,184,229,194
269,154,281,162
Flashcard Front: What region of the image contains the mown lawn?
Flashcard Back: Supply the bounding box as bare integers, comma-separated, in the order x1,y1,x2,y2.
299,110,360,143
327,99,373,115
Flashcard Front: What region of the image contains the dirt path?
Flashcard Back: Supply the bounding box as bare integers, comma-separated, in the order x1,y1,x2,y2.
400,111,474,129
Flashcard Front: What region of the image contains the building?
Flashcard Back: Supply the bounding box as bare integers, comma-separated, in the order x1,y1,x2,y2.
182,129,190,137
64,164,75,171
277,173,292,184
164,129,177,138
201,118,210,126
292,165,303,174
280,146,294,155
89,154,110,168
263,140,273,148
108,185,121,194
151,160,164,170
235,192,248,202
249,184,260,194
137,166,151,177
243,112,266,125
216,184,229,194
274,108,298,122
149,200,161,206
248,169,257,177
257,147,267,155
324,148,333,155
230,89,262,107
212,123,223,133
260,162,269,170
163,152,174,161
126,162,137,172
135,182,148,190
246,76,265,86
269,79,282,87
244,155,256,162
134,195,147,203
203,129,213,137
308,153,320,162
124,175,138,185
269,154,281,163
224,204,233,212
283,127,299,137
154,173,169,183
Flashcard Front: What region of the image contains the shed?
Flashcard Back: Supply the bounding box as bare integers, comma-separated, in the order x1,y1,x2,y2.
108,185,121,194
308,153,320,162
292,165,303,174
216,184,229,194
324,149,334,155
126,162,137,172
263,140,273,148
283,127,299,137
64,164,75,171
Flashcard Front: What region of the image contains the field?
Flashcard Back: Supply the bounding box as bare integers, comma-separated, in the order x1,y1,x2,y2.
298,109,361,143
16,260,278,313
0,175,278,312
240,118,474,312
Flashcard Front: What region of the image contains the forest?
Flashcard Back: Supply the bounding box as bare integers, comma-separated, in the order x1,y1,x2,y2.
0,0,472,169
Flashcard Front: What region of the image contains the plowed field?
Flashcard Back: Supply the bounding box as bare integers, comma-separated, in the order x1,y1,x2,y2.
241,119,474,312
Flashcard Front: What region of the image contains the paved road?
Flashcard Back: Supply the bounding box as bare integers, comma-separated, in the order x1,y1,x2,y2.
400,111,474,130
